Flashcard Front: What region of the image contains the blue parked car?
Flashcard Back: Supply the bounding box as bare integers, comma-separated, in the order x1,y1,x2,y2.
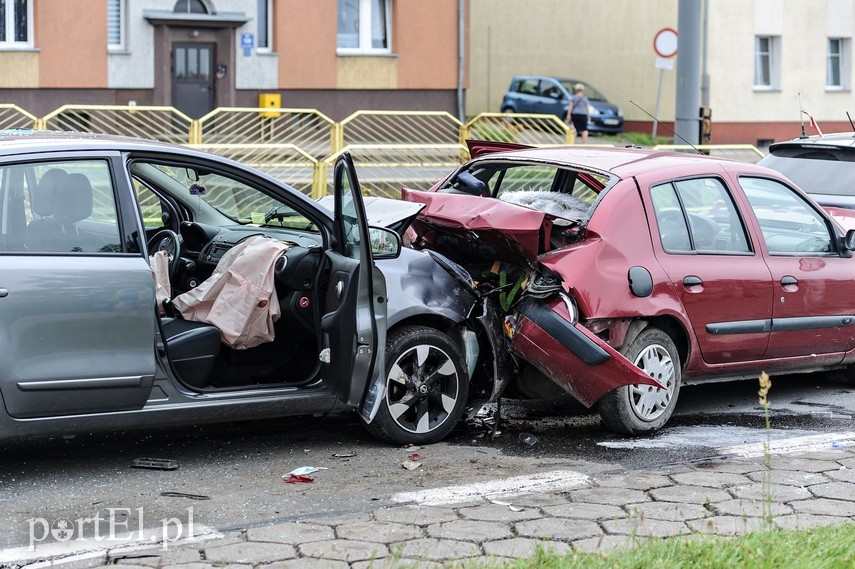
500,75,624,134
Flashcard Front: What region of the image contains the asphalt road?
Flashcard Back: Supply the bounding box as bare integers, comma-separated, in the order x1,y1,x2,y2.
0,371,852,551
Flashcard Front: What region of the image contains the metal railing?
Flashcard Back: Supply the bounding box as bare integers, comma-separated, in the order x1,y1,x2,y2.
41,104,194,143
0,104,38,130
19,103,766,199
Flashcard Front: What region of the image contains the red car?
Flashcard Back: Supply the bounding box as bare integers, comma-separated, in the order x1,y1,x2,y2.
401,143,855,435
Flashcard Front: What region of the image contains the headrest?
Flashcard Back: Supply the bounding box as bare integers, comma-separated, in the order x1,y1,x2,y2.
55,173,94,224
32,168,68,217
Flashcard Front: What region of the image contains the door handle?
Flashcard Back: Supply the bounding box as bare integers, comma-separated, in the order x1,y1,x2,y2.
683,276,703,287
0,288,8,298
781,275,798,286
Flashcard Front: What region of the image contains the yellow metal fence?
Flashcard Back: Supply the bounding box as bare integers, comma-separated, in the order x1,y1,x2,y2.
8,104,763,198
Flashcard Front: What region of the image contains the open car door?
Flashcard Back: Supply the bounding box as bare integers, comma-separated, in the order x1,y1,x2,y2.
320,153,386,417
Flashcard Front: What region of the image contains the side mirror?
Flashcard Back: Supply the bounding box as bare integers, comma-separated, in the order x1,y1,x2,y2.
369,226,402,259
454,171,488,197
845,229,855,251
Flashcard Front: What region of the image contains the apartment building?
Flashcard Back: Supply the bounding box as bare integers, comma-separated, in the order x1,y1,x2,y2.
0,0,465,119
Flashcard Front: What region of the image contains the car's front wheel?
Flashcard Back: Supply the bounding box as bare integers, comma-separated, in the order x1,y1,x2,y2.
365,325,468,445
598,326,681,435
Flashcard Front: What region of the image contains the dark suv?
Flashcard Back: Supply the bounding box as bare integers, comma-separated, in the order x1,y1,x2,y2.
759,132,855,208
500,75,624,134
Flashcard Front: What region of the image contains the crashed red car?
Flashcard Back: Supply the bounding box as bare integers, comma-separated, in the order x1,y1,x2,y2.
402,143,855,435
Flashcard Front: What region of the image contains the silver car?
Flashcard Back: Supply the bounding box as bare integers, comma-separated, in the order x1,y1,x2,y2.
0,132,506,445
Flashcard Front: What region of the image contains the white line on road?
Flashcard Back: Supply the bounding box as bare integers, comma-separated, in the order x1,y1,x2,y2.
718,431,855,458
391,470,591,506
0,525,223,567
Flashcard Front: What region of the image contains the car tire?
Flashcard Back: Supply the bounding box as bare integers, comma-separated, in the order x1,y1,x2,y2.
597,326,681,435
501,107,515,114
364,325,469,445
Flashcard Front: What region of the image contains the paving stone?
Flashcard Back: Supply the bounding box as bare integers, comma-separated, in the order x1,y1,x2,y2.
426,519,513,542
568,487,649,506
306,512,373,525
336,521,422,543
626,501,710,522
648,485,730,504
601,517,690,538
837,457,855,469
483,537,572,558
374,505,459,526
160,563,214,569
595,473,673,491
746,469,829,486
203,542,296,565
514,518,602,541
351,558,443,569
711,498,792,517
670,471,752,488
542,502,626,521
686,515,767,536
797,451,853,460
502,493,569,507
809,481,855,501
572,534,642,554
298,539,389,562
826,468,855,484
114,549,201,567
45,555,109,569
265,559,349,569
690,461,764,475
771,458,842,473
728,482,812,502
247,522,334,545
397,538,480,561
457,503,541,522
774,513,850,530
789,498,855,517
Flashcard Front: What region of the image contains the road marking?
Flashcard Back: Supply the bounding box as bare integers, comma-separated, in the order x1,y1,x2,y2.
597,425,819,450
718,431,855,458
391,470,591,506
0,525,222,567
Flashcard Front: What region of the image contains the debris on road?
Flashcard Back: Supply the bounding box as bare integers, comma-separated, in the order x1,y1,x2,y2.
132,457,179,470
490,499,525,512
282,466,328,483
283,474,314,484
160,491,210,500
401,460,422,470
519,432,538,446
331,452,357,459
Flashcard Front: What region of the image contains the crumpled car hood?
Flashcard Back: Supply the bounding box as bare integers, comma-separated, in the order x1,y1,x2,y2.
402,188,555,265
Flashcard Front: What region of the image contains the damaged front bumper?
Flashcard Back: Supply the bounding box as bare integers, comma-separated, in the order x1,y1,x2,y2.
509,296,664,407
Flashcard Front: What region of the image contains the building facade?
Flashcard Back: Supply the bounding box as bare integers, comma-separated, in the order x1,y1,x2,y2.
468,0,855,144
0,0,465,120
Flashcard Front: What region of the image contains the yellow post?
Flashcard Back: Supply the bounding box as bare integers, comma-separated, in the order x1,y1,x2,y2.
330,123,344,155
189,120,202,144
565,125,576,145
312,162,328,200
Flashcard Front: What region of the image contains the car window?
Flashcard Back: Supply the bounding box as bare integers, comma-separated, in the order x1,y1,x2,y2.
651,177,751,254
739,176,834,255
516,79,539,95
0,160,122,254
760,151,855,197
133,178,166,231
539,81,561,98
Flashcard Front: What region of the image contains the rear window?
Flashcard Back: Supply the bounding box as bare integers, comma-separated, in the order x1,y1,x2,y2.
760,148,855,197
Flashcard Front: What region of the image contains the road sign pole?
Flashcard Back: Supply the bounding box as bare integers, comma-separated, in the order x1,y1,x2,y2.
652,68,664,139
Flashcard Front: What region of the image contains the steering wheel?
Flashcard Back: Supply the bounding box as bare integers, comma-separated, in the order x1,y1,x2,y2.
657,210,691,251
147,229,184,282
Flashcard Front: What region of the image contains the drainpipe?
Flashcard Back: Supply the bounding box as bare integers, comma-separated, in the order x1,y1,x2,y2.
457,0,465,121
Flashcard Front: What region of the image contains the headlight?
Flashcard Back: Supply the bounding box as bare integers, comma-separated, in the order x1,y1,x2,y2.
589,107,601,116
617,108,624,117
528,269,564,297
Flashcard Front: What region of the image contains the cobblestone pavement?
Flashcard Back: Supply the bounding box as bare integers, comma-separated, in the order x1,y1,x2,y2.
24,445,855,568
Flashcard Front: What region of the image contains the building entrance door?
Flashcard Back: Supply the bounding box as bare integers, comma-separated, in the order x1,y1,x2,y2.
172,42,214,118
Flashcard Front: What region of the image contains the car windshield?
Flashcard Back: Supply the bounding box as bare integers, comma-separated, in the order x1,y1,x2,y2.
761,151,855,197
559,80,607,101
146,164,317,230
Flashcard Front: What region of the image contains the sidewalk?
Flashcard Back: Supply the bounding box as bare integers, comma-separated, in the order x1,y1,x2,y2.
31,444,855,569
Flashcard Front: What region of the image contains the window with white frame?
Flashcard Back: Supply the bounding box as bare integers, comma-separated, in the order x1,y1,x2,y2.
337,0,391,53
107,0,125,51
0,0,32,48
257,0,271,51
754,35,780,89
827,38,851,90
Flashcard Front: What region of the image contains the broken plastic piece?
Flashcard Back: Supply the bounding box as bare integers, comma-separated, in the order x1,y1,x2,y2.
132,457,179,470
332,452,356,458
283,474,314,484
284,466,327,477
402,460,421,470
490,499,524,512
519,432,538,446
